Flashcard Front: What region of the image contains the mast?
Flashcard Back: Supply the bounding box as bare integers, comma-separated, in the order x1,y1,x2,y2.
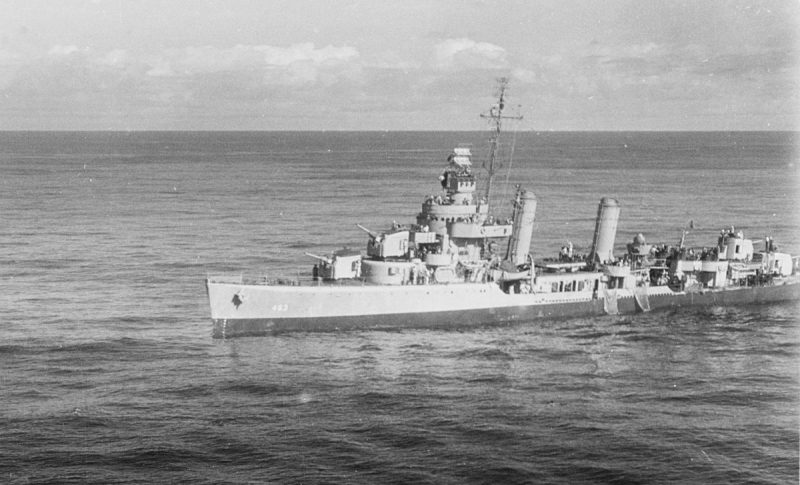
480,77,522,210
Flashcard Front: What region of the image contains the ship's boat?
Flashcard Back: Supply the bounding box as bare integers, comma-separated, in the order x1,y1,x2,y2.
205,81,800,338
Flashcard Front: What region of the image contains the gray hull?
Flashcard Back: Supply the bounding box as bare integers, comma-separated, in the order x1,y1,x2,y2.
209,280,800,338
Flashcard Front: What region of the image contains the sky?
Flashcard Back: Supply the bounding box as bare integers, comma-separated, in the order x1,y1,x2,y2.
0,0,798,131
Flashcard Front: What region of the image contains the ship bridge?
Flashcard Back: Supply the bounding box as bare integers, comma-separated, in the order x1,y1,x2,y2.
412,146,516,264
441,147,476,204
417,147,488,233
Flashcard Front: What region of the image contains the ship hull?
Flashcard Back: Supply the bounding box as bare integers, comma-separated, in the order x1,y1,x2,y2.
206,278,800,338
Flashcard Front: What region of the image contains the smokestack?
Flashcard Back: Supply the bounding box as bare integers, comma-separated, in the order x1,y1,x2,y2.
590,197,620,265
506,190,537,266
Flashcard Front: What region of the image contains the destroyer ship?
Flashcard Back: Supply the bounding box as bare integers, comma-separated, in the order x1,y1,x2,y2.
205,81,800,338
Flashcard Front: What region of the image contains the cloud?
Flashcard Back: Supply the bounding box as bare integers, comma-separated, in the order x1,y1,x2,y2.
0,16,795,131
145,59,173,77
511,68,538,84
433,38,507,70
147,43,359,79
98,49,130,67
509,34,799,130
1,41,364,117
513,38,793,102
47,44,81,56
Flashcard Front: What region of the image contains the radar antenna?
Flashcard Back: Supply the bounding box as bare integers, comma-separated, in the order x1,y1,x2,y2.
480,77,523,210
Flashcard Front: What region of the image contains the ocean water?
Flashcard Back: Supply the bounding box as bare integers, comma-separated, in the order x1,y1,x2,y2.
1,131,798,484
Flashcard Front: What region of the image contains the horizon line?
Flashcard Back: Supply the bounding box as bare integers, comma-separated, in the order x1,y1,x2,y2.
0,129,797,134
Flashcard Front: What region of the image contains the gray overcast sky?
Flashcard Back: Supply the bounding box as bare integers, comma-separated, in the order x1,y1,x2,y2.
0,0,798,130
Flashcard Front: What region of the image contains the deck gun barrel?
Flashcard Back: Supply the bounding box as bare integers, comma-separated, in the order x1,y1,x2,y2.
304,252,332,263
356,224,379,239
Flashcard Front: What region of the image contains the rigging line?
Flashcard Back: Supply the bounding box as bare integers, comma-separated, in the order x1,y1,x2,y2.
497,116,520,215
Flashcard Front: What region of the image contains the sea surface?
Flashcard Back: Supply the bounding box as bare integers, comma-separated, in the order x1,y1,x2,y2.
1,131,798,484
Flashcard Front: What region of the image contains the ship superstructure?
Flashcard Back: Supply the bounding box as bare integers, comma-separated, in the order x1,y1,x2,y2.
205,81,799,338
